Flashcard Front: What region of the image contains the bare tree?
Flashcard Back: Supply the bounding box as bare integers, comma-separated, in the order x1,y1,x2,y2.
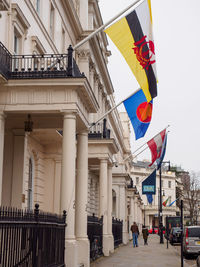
182,171,200,225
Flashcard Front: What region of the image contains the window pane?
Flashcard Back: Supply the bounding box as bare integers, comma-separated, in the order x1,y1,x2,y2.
188,227,200,237
36,0,40,13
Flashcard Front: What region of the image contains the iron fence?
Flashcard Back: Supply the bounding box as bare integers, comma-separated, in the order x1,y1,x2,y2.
0,203,66,267
112,217,123,248
87,214,103,261
0,42,83,79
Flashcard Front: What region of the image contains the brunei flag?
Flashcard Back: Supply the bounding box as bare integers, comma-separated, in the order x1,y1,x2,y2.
105,0,157,102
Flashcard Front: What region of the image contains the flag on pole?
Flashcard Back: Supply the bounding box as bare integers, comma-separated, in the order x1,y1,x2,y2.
162,197,169,207
142,169,156,195
168,198,178,207
104,0,157,102
147,129,166,166
123,89,153,140
156,132,168,170
146,194,153,204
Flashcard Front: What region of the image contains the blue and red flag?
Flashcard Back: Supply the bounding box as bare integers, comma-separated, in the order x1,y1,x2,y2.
123,89,153,140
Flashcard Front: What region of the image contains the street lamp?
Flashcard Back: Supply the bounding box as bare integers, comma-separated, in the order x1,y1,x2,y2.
159,161,170,244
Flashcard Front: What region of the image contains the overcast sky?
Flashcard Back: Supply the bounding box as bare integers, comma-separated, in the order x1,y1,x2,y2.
98,0,200,173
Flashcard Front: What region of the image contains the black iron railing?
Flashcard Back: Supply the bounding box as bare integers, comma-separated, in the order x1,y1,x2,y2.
0,42,83,79
88,118,111,139
0,41,12,79
112,217,123,248
0,203,66,267
87,214,103,261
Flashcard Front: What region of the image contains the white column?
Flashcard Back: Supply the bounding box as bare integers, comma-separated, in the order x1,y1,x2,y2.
0,113,5,205
134,197,138,224
129,197,134,239
75,131,89,267
99,159,109,256
119,185,128,244
60,112,77,267
107,165,114,253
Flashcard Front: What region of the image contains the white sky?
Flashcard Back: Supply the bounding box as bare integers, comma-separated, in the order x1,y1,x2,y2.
98,0,200,173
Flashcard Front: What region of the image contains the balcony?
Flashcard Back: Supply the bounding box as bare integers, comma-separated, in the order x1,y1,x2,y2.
0,42,83,80
88,118,111,139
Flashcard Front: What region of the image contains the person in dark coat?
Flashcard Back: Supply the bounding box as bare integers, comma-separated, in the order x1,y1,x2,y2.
130,222,139,247
142,225,149,245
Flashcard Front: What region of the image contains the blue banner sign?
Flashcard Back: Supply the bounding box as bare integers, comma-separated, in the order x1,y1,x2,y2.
143,185,155,193
142,169,156,195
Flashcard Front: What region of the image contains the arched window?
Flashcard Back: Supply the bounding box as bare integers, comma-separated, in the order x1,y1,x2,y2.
28,158,34,210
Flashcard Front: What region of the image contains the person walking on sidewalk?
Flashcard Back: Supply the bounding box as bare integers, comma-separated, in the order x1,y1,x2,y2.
131,222,139,247
142,225,149,245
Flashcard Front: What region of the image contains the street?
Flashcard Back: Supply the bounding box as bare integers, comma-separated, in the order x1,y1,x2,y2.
172,244,197,267
91,235,197,267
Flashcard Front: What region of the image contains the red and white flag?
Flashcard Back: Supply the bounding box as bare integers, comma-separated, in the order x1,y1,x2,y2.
147,129,166,166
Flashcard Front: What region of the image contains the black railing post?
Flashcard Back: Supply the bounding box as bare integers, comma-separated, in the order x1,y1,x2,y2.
103,118,107,138
34,203,39,222
67,45,74,77
33,204,39,267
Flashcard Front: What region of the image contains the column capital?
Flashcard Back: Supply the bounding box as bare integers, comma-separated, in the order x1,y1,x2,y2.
77,129,89,136
0,112,6,120
99,158,108,164
61,110,77,120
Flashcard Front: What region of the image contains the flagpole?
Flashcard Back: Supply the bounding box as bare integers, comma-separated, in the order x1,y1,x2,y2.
123,125,170,162
73,0,145,50
89,88,140,129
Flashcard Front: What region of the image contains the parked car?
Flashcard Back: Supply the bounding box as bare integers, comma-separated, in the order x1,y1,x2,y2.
149,227,158,234
183,226,200,257
197,255,200,267
169,227,182,245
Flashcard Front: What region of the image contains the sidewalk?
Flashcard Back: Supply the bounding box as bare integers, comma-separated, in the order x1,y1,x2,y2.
91,235,191,267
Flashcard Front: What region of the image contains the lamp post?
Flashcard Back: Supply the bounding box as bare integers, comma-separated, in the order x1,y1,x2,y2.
159,161,170,244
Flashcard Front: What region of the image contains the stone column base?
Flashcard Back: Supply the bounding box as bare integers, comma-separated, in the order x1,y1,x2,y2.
103,234,111,256
108,234,114,253
76,238,90,267
65,239,78,267
122,231,129,245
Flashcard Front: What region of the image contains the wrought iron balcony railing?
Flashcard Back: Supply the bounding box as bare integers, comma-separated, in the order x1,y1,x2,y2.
0,42,83,80
88,118,111,139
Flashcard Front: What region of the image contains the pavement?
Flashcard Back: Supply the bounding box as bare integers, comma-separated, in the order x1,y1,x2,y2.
91,234,194,267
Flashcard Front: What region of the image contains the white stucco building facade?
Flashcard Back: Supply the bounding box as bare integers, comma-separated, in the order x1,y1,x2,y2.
0,1,142,266
131,161,178,230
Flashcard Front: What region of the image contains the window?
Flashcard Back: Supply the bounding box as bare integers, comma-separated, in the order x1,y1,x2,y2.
13,29,21,70
61,28,65,53
50,4,55,39
36,0,40,14
28,158,34,210
136,177,139,184
168,181,171,188
14,33,19,55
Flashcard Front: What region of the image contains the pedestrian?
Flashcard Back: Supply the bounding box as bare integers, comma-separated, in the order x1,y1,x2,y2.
142,225,149,245
130,222,139,247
